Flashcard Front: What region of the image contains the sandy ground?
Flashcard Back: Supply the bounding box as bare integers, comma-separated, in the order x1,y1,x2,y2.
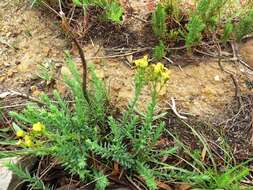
1,0,253,120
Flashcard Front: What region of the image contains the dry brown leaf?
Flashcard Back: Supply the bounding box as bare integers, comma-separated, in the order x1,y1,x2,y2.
201,147,207,161
176,184,192,190
146,0,156,12
156,181,173,190
112,162,120,176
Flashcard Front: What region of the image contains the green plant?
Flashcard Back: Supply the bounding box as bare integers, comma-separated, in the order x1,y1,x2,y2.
150,122,252,190
72,0,123,23
8,51,108,181
196,0,227,27
37,60,56,83
153,41,165,61
185,15,205,48
5,162,51,190
1,52,251,189
93,170,109,190
104,0,123,23
222,21,234,42
185,0,228,48
161,0,181,19
4,54,172,189
235,9,253,40
152,3,167,39
30,0,123,23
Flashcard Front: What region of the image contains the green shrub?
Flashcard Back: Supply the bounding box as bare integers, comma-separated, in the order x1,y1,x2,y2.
152,3,167,39
4,54,172,189
185,15,205,48
185,0,227,48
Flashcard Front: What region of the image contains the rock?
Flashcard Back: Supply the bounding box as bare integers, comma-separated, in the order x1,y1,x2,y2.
0,157,20,190
0,157,36,190
214,75,220,81
240,39,253,68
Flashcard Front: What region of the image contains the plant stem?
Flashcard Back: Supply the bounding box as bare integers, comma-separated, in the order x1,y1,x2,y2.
60,14,90,104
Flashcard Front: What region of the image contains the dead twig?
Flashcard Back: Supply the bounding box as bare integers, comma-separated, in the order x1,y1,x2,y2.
4,90,45,105
60,13,90,104
167,97,188,120
163,56,174,64
86,47,151,60
217,41,243,110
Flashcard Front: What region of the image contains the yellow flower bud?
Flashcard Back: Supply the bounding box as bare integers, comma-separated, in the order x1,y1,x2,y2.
134,55,149,68
24,135,33,147
32,122,45,132
161,70,170,82
16,130,25,138
153,63,164,75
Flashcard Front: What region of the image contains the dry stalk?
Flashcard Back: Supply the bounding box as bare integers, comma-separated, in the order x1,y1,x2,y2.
60,13,90,104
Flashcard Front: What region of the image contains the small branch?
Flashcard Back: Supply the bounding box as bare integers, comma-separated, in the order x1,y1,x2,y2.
7,90,45,105
217,41,243,109
60,14,90,104
86,47,151,60
167,97,188,120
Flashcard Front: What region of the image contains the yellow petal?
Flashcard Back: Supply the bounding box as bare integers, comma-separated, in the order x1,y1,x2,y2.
16,130,25,138
134,55,149,68
153,63,164,75
25,139,33,147
24,135,33,147
161,69,171,82
32,122,45,132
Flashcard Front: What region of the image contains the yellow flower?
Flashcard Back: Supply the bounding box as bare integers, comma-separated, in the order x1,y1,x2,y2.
24,135,33,147
16,130,25,138
16,139,23,146
134,55,149,68
153,63,164,75
32,122,45,132
161,69,170,82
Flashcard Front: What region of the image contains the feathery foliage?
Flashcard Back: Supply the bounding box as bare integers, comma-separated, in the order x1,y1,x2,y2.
6,54,172,189
152,3,167,40
5,162,51,190
185,15,205,49
235,9,253,40
153,41,166,61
